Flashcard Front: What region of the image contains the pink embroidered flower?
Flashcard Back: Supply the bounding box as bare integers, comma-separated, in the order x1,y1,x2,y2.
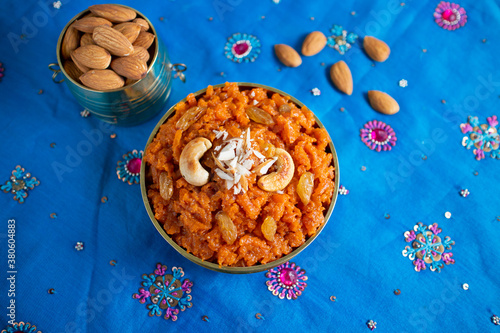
434,2,467,31
360,120,397,152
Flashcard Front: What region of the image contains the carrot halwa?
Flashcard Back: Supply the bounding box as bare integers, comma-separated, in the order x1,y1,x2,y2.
144,83,335,267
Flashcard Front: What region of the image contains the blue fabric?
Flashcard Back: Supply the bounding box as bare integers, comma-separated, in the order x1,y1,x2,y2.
1,0,500,332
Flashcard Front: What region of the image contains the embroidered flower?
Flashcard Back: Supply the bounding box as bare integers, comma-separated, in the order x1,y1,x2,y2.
224,33,261,63
402,222,455,272
399,79,408,88
1,165,40,203
434,2,467,31
461,115,500,160
360,120,397,152
116,150,143,185
133,263,193,321
265,262,307,300
1,322,41,333
327,25,358,55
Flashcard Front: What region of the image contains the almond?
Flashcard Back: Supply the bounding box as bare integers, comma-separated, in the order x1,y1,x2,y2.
63,60,84,82
61,25,80,60
330,61,353,95
89,4,137,23
111,56,148,80
133,31,155,50
80,33,95,47
367,90,399,115
80,69,125,91
72,45,111,69
72,17,112,33
70,52,89,73
129,46,150,62
113,22,141,43
301,31,327,56
133,18,149,32
364,36,390,62
274,44,302,67
93,25,134,56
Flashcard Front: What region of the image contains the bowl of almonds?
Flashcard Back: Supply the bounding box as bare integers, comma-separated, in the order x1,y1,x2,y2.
51,4,185,126
140,82,340,273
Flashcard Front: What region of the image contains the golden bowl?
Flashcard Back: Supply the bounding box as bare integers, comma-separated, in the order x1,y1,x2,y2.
140,82,340,273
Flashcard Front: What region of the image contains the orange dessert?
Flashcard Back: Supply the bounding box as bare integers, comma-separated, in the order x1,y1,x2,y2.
144,83,335,266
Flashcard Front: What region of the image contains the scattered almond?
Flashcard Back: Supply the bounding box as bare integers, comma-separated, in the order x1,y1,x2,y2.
330,60,353,95
80,69,125,90
63,60,84,82
130,46,150,62
61,25,80,60
113,22,141,43
364,36,390,62
89,4,137,23
70,52,89,73
72,45,111,69
111,56,148,80
133,31,155,49
274,44,302,67
93,25,134,56
80,33,95,46
301,31,327,56
133,18,149,32
367,90,399,115
72,17,112,33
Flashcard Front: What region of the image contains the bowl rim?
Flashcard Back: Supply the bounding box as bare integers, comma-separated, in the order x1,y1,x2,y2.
140,82,340,274
56,4,160,93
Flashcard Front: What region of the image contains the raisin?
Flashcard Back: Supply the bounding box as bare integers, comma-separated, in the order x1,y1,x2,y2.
246,106,274,125
261,216,277,241
279,104,291,113
215,211,237,245
297,172,314,205
176,106,207,131
159,172,173,201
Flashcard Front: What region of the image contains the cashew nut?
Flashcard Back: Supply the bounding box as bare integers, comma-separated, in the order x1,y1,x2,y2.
179,137,212,186
257,148,295,192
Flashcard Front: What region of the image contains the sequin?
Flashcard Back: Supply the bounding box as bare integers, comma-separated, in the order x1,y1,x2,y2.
75,242,84,251
311,88,321,96
367,320,377,330
339,185,349,195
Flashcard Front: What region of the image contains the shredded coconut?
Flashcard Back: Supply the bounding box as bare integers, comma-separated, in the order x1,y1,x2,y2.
213,128,256,194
